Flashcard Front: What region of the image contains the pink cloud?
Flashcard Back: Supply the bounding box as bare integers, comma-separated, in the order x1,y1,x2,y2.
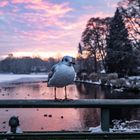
8,1,73,29
17,29,72,41
47,3,73,17
9,11,113,53
83,6,96,10
26,2,73,18
105,0,118,8
12,0,42,4
0,1,8,7
0,11,3,15
1,0,117,58
10,12,64,29
93,12,113,18
12,0,73,17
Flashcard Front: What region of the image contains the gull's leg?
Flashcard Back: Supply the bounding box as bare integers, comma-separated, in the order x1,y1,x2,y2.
54,87,57,100
64,86,67,99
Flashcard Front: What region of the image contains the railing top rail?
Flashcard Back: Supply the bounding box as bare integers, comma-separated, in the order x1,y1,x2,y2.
0,132,140,139
0,99,140,108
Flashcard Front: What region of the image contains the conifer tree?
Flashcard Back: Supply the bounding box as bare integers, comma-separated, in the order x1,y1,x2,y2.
105,8,134,76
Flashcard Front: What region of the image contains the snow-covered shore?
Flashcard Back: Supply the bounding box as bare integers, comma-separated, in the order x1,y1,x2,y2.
76,75,140,92
0,73,48,84
89,120,140,133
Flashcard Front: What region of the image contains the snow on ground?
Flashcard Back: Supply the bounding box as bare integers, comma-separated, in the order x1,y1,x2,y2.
89,120,140,133
128,76,140,80
89,125,140,133
0,73,48,84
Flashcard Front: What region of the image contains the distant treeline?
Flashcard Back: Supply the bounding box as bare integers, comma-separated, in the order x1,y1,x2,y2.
0,56,59,74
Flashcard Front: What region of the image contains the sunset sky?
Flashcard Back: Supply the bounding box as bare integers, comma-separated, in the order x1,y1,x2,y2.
0,0,120,59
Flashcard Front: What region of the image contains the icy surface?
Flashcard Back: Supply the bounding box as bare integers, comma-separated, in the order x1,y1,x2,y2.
128,76,140,80
89,120,140,133
89,125,103,132
0,73,48,84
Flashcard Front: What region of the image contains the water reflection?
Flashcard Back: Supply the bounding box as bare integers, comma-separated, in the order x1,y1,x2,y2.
0,82,82,132
105,87,140,125
0,82,139,131
76,83,105,99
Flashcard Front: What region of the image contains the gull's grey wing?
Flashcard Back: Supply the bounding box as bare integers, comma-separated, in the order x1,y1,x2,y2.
48,64,57,82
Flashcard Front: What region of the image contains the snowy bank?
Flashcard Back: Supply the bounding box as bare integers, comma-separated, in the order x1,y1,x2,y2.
0,73,48,84
89,120,140,133
75,75,140,92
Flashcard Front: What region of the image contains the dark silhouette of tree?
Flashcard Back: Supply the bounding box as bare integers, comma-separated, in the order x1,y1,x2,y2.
118,0,140,75
118,0,140,48
105,8,135,76
80,17,111,73
0,56,58,74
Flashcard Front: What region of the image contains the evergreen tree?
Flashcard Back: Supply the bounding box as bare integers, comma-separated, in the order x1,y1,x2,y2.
105,8,134,76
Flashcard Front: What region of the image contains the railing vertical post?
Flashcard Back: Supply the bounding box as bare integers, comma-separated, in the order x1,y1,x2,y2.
101,108,110,132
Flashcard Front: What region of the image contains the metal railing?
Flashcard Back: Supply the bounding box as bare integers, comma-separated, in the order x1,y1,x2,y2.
0,99,140,140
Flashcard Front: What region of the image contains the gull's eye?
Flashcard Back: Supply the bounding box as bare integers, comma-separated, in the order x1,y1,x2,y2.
65,58,68,62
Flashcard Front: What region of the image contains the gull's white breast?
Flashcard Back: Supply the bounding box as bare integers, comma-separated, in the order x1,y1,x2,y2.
48,63,75,87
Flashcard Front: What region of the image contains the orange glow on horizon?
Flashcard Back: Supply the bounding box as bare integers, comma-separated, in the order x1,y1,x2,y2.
11,51,78,59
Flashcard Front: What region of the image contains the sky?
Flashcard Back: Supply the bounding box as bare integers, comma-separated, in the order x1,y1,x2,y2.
0,0,120,59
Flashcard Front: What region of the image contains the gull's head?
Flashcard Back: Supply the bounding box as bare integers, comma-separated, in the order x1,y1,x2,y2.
61,56,75,66
9,116,20,128
9,116,20,134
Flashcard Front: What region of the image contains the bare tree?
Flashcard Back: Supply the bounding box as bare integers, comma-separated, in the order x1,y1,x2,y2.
118,0,140,48
81,17,111,72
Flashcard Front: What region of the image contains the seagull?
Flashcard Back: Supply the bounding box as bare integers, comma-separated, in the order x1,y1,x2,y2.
47,56,76,100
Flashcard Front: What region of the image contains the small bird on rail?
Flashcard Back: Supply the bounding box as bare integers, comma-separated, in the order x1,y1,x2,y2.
47,56,76,100
6,116,23,134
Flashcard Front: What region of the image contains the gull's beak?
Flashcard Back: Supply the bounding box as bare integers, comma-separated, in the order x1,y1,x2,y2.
71,58,75,64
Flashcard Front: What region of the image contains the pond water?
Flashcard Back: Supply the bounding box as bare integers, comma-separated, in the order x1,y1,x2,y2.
0,82,140,132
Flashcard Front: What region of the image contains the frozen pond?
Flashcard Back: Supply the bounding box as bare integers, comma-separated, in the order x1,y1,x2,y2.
0,82,101,132
0,81,140,132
